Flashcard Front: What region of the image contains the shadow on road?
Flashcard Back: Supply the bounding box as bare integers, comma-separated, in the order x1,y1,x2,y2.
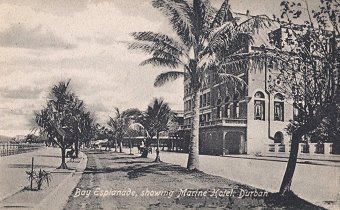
65,149,326,210
6,164,56,169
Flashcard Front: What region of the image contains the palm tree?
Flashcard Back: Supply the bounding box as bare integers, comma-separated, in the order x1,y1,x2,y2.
35,80,93,169
139,98,172,161
108,108,141,153
129,0,271,170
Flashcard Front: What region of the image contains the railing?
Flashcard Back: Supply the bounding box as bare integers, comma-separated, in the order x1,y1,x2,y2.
267,142,336,156
208,118,247,127
180,125,191,130
301,144,310,153
268,144,286,153
278,144,286,152
183,118,247,129
0,143,43,157
268,144,275,152
223,119,247,125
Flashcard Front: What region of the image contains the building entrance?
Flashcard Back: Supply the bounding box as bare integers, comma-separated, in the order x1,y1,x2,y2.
224,132,246,154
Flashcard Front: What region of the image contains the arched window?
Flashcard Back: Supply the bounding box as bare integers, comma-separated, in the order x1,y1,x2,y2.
274,93,284,121
274,131,284,144
254,91,265,120
254,91,265,98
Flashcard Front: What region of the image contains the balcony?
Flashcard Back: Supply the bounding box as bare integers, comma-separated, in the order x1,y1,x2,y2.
200,118,247,127
179,125,191,130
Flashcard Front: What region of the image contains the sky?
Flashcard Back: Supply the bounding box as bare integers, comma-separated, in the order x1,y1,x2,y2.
0,0,320,137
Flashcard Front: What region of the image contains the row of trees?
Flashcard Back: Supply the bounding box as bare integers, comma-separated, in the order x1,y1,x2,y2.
106,98,174,162
35,80,96,169
129,0,339,198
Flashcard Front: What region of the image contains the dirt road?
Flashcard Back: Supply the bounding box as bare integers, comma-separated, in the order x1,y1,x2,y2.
64,150,322,210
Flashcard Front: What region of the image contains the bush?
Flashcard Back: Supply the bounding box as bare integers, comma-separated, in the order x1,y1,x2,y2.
26,169,52,190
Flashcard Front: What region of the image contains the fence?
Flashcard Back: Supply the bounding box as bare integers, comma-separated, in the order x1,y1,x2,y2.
0,142,43,157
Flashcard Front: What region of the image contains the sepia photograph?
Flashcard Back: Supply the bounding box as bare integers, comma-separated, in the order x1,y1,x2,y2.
0,0,339,209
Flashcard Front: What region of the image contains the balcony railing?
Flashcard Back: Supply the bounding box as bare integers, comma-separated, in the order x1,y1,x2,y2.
200,118,247,127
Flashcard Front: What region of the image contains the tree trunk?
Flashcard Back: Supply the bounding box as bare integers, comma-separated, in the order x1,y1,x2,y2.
141,138,150,158
279,132,302,196
155,132,161,162
75,139,79,158
58,147,68,169
119,141,123,153
187,91,200,171
129,139,133,155
114,138,118,152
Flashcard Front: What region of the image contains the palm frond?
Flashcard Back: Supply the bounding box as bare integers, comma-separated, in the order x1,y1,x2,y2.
220,52,268,74
236,15,273,34
219,32,254,56
211,0,234,28
152,50,184,65
139,57,181,68
217,72,247,89
154,71,186,87
152,0,195,46
128,41,184,57
200,0,216,28
192,0,212,35
129,31,186,54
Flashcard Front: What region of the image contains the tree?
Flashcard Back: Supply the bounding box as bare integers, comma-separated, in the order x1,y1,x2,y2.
267,0,339,196
77,111,95,152
138,98,172,161
35,80,94,169
129,0,271,170
108,108,141,153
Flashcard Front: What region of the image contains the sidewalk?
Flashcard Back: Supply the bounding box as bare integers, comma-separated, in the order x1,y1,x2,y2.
223,153,340,167
0,147,87,210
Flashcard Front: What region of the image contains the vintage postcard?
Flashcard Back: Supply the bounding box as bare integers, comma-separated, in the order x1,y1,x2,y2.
0,0,339,209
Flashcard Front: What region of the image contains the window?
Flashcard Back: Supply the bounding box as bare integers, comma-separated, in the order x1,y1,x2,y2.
200,95,203,107
207,92,211,106
254,91,265,98
225,104,231,118
254,91,265,121
206,113,211,122
274,131,284,144
293,102,303,122
200,115,205,122
254,101,265,120
274,93,284,121
235,103,240,118
274,102,284,121
217,106,222,118
203,94,207,107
